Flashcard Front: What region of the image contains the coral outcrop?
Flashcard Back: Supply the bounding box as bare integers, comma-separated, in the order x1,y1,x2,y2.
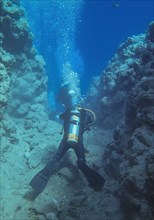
89,22,154,220
0,0,48,139
88,22,154,129
0,1,55,219
1,0,33,53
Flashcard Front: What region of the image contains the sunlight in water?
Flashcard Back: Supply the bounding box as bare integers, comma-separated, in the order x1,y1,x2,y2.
21,0,84,105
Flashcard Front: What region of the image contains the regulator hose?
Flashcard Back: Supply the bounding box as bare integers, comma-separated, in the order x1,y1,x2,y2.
77,107,96,126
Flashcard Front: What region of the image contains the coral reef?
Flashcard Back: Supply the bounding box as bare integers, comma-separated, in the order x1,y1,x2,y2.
0,0,48,136
0,1,50,218
0,62,11,118
89,21,154,220
88,22,154,129
1,0,33,53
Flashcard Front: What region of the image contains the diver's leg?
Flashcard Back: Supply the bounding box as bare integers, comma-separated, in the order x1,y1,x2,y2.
43,139,69,175
29,139,69,194
75,138,105,191
74,137,86,165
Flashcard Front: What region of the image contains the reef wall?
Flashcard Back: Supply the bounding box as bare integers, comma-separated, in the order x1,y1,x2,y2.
89,21,154,220
0,2,60,219
88,22,154,129
0,0,49,146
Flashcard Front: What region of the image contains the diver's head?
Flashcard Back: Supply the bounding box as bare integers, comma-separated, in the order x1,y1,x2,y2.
57,84,76,108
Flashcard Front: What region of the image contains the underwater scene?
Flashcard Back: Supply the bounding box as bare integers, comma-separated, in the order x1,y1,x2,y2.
0,0,154,220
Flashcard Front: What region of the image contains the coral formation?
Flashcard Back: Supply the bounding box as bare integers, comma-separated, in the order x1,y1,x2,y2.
0,62,11,118
0,0,48,124
88,23,154,129
0,1,51,218
1,0,33,53
89,21,154,220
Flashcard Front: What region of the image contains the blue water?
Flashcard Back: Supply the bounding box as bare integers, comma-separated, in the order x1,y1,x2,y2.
21,0,83,109
78,0,154,91
21,0,153,105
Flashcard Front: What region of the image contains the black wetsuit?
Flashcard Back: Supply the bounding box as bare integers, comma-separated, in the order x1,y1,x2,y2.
30,108,105,194
54,108,91,165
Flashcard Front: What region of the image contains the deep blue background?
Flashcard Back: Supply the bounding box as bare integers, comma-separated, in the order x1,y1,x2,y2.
77,0,154,92
21,0,154,95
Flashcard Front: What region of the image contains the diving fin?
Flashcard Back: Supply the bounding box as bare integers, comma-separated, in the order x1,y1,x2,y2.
29,170,50,194
29,159,55,194
78,163,105,191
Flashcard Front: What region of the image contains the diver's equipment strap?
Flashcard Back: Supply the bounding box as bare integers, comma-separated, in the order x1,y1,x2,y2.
77,107,96,126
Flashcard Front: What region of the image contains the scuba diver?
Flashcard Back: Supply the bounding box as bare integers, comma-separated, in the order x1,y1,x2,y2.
30,84,105,194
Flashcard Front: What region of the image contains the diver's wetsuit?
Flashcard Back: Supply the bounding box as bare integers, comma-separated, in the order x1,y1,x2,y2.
54,108,90,164
30,108,105,194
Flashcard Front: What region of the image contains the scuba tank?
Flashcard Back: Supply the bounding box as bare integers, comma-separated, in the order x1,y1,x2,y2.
67,107,80,145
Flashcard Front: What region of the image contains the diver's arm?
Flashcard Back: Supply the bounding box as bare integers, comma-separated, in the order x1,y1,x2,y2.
85,114,92,125
84,113,92,131
59,108,70,120
59,112,65,120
